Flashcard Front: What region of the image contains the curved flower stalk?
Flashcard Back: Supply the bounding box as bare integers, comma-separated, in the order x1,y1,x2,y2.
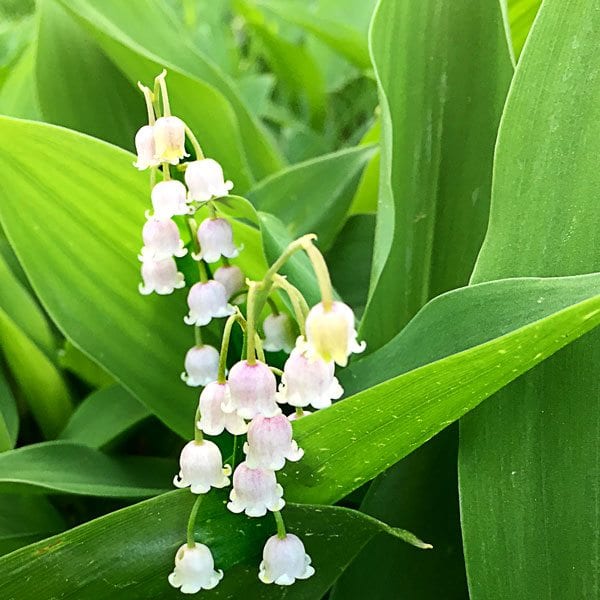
133,71,365,593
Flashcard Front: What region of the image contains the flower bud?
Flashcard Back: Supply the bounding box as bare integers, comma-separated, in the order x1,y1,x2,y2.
243,413,303,471
181,345,219,387
221,360,280,420
173,439,231,494
278,345,343,409
185,158,233,201
153,115,188,164
184,281,235,327
139,218,187,261
198,382,247,436
305,301,366,367
194,218,240,263
262,313,295,353
227,462,284,517
138,257,185,296
133,125,159,170
213,265,245,300
150,180,190,219
259,533,315,586
168,543,223,593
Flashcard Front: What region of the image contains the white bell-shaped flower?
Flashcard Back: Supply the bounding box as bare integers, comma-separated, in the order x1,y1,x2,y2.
227,462,284,517
139,218,187,261
243,413,303,471
259,534,315,586
185,158,233,201
139,257,185,296
213,265,245,300
153,115,188,165
133,125,159,170
221,360,280,420
149,180,190,219
262,313,295,353
198,382,248,436
184,281,235,327
278,345,343,409
193,218,240,263
181,345,219,387
173,440,231,494
304,301,366,367
168,543,223,593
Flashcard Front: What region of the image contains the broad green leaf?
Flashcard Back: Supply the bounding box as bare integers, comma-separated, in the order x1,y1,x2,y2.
0,441,171,497
0,43,40,119
60,385,149,449
360,0,514,350
248,145,376,249
348,116,380,215
0,495,64,556
0,489,423,599
36,0,144,149
58,340,115,388
0,365,17,451
59,0,284,183
459,1,600,597
508,0,542,59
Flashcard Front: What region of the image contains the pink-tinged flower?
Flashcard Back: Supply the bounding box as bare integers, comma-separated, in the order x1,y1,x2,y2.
198,382,247,436
181,345,219,387
278,345,343,409
184,281,235,327
153,115,188,165
221,360,280,420
168,543,223,593
262,313,295,353
304,301,366,366
139,218,187,261
173,440,231,494
213,265,245,300
243,413,303,471
259,534,315,586
139,257,185,295
227,462,284,517
149,180,190,219
193,218,240,263
133,125,159,170
185,158,233,201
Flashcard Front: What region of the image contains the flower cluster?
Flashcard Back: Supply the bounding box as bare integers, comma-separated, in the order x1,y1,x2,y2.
134,72,365,594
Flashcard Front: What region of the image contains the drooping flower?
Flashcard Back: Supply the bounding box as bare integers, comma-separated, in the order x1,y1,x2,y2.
184,281,235,327
185,158,233,201
277,345,343,409
262,313,295,353
221,360,280,420
227,462,284,517
173,440,231,494
139,257,185,295
139,218,187,261
259,534,315,586
243,413,303,471
213,265,245,300
133,125,159,170
181,345,219,387
304,301,366,367
153,115,188,165
194,218,240,263
168,543,223,594
198,382,247,436
149,180,190,219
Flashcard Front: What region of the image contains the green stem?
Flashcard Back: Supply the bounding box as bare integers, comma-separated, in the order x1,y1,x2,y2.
266,297,280,316
194,326,203,346
194,407,203,442
255,333,266,363
273,275,308,336
246,282,258,364
187,217,209,283
186,494,203,548
137,83,156,125
156,69,171,116
273,510,287,539
304,242,334,310
231,435,239,470
295,407,305,418
218,312,240,383
262,234,316,286
270,366,284,377
185,125,205,160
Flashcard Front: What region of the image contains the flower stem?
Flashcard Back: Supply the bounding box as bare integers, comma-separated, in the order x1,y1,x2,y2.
231,434,239,470
194,407,203,442
266,296,280,316
156,69,171,116
185,125,205,160
194,326,203,346
246,282,258,364
295,407,305,418
273,510,286,539
273,275,308,336
218,312,240,383
186,494,203,548
137,83,156,125
262,234,316,286
186,217,209,283
303,241,333,310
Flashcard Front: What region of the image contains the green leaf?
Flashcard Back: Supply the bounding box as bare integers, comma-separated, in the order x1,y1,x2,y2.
248,145,376,249
60,385,149,449
58,340,115,388
507,0,542,59
360,0,514,350
0,43,40,119
0,441,171,497
459,0,600,597
0,489,424,599
0,366,18,451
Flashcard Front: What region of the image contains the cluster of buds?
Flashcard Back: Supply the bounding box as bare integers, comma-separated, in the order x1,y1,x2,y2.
134,72,365,594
